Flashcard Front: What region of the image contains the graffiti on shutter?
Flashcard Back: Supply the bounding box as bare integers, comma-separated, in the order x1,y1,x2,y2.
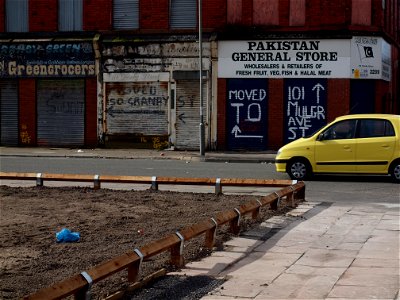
37,80,85,146
175,80,207,150
227,79,268,151
284,79,327,143
105,82,169,149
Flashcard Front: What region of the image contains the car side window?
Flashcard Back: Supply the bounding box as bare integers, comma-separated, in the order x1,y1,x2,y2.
321,120,357,140
358,119,395,138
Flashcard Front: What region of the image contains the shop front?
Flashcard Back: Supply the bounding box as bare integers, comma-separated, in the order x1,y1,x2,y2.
0,40,97,147
217,37,393,150
100,40,211,150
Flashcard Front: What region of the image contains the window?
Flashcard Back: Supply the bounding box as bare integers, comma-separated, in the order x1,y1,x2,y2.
113,0,139,29
170,0,197,29
322,120,357,140
358,119,395,138
59,0,83,31
5,0,28,32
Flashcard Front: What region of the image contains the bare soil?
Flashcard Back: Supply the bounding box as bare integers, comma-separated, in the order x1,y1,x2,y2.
0,185,289,299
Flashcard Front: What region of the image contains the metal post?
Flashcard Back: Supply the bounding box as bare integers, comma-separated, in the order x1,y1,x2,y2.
199,0,205,156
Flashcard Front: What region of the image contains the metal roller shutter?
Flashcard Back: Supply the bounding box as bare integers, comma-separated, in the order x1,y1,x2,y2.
37,80,85,146
175,80,207,150
0,81,19,146
106,81,169,135
113,0,139,29
170,0,197,29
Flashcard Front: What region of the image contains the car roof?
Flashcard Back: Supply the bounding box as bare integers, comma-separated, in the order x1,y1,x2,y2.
335,114,400,121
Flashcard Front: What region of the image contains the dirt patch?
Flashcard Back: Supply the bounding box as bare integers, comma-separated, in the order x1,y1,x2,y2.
0,185,290,299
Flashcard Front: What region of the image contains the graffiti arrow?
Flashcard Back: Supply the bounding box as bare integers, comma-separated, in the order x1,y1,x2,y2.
231,125,263,139
178,113,186,124
312,83,325,104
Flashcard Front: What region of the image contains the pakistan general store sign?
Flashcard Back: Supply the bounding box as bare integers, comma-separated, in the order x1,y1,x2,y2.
218,37,390,81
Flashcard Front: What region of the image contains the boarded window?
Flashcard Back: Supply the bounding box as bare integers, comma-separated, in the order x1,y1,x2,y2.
253,0,279,25
59,0,83,31
170,0,197,29
6,0,28,32
113,0,139,29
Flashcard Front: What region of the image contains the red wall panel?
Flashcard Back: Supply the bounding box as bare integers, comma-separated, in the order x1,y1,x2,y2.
203,0,227,29
0,0,4,32
268,79,284,150
19,79,36,146
29,0,57,31
84,0,112,31
140,0,169,30
327,79,350,122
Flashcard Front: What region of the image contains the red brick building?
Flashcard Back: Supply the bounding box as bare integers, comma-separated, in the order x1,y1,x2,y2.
0,0,399,151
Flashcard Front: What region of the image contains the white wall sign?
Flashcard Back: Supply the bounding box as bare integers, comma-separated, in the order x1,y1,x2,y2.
218,39,350,78
351,36,391,81
218,38,391,81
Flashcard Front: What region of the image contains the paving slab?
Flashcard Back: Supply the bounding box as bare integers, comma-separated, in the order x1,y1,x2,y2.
335,266,399,287
328,284,397,299
256,273,339,299
294,248,357,267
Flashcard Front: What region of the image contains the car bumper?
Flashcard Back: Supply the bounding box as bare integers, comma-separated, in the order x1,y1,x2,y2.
275,159,288,172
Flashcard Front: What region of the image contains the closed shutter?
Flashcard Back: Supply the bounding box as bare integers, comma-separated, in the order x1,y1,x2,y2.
37,80,85,146
59,0,83,31
170,0,197,29
5,0,28,32
6,0,29,32
113,0,139,29
106,82,169,135
175,80,207,150
0,81,18,146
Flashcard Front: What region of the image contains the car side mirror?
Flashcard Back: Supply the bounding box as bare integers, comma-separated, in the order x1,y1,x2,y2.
317,133,325,141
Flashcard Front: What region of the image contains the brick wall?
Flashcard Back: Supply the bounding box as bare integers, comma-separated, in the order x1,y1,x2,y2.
268,79,284,150
0,0,4,32
84,0,112,31
18,79,36,146
140,0,169,30
29,0,57,31
327,79,350,122
203,0,227,29
85,78,98,146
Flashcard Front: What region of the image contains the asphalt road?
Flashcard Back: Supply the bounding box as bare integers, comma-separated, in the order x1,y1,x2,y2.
1,156,399,207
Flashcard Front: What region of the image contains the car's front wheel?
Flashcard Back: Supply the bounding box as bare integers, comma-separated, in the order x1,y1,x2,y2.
286,159,311,181
390,160,400,183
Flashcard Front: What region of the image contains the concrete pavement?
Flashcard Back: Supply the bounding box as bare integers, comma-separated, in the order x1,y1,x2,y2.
173,201,400,300
0,146,277,163
1,146,399,299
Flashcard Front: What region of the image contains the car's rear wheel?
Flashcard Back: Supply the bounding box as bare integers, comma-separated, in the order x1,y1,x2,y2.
390,160,400,183
287,159,311,181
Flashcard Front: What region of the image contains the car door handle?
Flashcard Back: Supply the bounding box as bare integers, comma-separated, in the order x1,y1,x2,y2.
343,145,351,150
381,144,390,149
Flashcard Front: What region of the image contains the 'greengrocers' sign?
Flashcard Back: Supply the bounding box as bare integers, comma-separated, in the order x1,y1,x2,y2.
0,42,95,78
218,38,390,80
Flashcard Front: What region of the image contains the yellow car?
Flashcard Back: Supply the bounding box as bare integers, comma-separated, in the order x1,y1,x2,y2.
275,114,400,183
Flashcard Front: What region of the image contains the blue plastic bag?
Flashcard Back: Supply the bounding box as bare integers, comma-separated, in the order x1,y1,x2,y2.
56,228,80,243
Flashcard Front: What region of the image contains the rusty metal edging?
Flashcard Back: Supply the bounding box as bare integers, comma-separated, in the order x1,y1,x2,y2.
23,181,305,300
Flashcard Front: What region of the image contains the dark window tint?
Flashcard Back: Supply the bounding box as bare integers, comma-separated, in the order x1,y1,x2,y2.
321,120,357,140
113,0,139,29
170,0,197,29
358,119,395,138
59,0,83,31
6,0,28,32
